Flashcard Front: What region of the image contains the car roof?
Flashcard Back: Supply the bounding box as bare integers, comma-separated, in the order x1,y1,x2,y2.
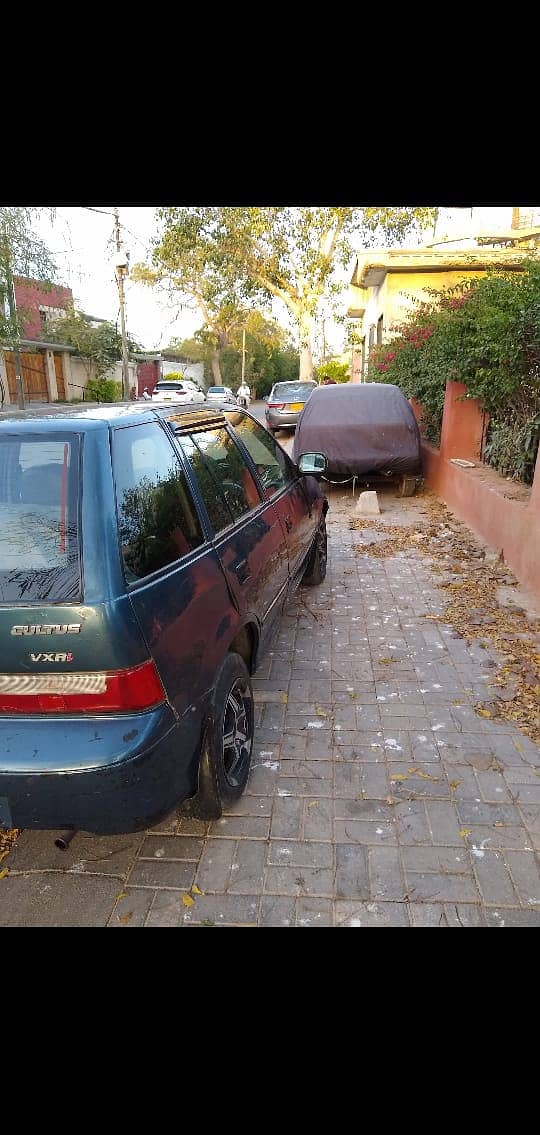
0,401,246,433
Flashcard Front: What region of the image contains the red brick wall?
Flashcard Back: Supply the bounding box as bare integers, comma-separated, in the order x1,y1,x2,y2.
420,381,540,599
439,380,488,462
14,278,73,340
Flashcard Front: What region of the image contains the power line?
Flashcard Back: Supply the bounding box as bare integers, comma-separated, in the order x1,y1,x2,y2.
82,206,116,218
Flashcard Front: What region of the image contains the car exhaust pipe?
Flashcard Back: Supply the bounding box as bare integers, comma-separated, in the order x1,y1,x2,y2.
54,830,77,851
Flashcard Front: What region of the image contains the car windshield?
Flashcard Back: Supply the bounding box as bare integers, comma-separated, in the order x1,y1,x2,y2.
0,433,82,602
271,381,317,401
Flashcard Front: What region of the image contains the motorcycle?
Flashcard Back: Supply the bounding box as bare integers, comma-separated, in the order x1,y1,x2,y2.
237,391,251,410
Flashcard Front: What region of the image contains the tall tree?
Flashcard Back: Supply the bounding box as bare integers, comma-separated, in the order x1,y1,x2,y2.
0,208,57,407
137,207,437,381
132,211,258,384
175,310,298,393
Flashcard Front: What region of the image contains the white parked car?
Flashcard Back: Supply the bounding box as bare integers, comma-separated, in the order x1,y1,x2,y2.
206,385,237,405
151,380,206,405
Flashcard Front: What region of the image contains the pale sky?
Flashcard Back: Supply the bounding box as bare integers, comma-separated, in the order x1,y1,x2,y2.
33,207,200,351
31,206,520,353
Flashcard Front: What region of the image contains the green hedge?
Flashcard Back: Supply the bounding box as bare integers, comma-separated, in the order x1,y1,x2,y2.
85,378,122,403
367,257,540,482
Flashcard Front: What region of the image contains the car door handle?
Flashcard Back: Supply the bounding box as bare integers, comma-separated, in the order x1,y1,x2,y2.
234,558,251,584
284,515,293,533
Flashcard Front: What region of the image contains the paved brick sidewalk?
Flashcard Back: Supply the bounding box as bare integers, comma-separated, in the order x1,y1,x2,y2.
2,485,540,926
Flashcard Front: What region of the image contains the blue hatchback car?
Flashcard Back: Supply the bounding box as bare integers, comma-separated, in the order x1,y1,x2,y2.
0,403,328,834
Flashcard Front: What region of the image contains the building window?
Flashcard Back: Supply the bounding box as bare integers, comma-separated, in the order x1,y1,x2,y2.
39,306,66,330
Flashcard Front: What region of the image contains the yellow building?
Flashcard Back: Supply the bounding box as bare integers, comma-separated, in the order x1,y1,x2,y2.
347,247,528,381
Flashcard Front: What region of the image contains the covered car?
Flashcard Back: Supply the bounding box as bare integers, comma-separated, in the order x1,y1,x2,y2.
292,382,422,494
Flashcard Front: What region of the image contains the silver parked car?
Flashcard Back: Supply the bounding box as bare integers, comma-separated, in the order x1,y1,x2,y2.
265,380,317,434
206,386,237,405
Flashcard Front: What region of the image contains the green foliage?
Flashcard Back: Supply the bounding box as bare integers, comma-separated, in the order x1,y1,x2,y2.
367,258,540,477
161,371,185,382
85,377,122,403
42,309,141,380
176,316,300,396
0,208,57,342
314,359,350,383
484,410,540,484
134,207,437,381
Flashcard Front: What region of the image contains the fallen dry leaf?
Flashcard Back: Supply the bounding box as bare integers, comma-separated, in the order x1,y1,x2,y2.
459,828,472,839
182,894,195,907
351,492,540,746
0,867,9,880
118,912,133,925
308,800,319,808
191,884,203,895
390,774,408,781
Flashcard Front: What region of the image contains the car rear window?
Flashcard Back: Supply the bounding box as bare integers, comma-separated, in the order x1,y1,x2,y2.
155,383,184,391
113,422,205,582
0,433,82,603
207,387,225,393
271,382,317,401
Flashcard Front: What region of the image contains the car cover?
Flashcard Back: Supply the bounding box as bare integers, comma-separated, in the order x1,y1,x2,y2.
292,383,421,478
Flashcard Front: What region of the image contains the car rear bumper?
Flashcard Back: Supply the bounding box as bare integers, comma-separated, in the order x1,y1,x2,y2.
265,408,301,429
0,700,207,833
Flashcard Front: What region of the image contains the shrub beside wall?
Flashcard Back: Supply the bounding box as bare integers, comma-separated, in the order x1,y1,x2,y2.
367,258,540,482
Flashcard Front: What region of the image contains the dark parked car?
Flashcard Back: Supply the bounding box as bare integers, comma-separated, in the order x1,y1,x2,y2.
0,403,328,834
292,382,422,495
265,380,318,434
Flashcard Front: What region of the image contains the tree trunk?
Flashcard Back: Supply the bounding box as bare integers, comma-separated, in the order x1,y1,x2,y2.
211,350,222,384
298,310,314,380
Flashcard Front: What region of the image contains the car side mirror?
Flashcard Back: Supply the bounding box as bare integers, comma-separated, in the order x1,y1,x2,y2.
298,452,327,479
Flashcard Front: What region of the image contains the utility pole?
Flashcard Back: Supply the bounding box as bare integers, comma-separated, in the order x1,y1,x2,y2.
241,327,246,383
113,207,131,400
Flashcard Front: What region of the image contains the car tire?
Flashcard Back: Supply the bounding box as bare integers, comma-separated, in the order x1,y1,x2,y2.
400,475,417,497
302,517,327,586
181,652,254,820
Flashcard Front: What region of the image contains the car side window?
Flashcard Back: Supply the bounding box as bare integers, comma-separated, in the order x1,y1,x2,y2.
230,415,295,499
113,422,204,582
178,428,261,533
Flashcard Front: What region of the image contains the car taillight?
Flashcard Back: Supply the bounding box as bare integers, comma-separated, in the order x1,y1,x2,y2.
268,402,285,410
0,660,166,714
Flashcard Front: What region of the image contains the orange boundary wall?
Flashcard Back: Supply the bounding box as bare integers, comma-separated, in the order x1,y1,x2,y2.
415,382,540,599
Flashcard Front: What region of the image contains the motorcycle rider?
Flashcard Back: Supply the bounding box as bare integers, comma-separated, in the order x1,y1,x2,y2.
237,380,251,409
